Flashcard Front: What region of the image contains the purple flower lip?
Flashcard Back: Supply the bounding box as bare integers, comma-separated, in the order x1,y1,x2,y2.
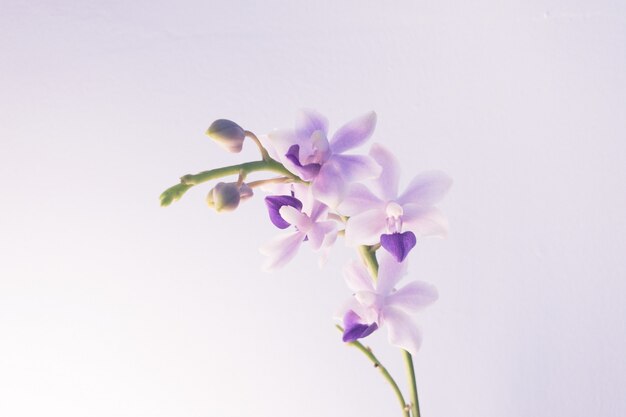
380,231,417,262
342,310,378,342
264,195,303,229
285,144,321,179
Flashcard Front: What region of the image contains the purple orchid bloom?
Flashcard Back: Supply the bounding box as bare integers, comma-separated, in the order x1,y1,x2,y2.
259,192,338,270
267,110,382,208
340,251,438,355
339,144,452,262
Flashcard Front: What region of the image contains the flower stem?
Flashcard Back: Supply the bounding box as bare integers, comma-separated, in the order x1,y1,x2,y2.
159,158,302,207
244,130,270,161
336,325,410,417
402,350,421,417
358,245,379,282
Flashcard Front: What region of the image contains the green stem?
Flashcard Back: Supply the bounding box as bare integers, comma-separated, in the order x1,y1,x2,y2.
159,158,302,207
244,130,270,161
358,245,379,282
336,325,409,417
402,350,421,417
180,159,297,185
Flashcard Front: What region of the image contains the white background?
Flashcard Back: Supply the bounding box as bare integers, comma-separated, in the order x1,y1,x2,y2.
1,1,625,416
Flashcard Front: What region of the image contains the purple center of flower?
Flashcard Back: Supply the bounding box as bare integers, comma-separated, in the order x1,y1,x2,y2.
380,231,416,262
264,195,303,229
285,145,322,179
380,202,416,262
342,310,379,342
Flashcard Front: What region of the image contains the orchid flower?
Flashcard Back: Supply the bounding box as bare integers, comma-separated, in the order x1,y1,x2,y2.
267,110,382,208
341,251,438,356
259,185,338,270
339,144,452,262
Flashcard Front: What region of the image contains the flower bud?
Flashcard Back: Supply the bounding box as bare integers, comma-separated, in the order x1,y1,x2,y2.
206,119,246,153
206,182,254,212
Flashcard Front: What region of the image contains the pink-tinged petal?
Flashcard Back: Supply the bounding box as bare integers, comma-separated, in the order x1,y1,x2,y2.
397,170,452,207
311,162,346,208
309,200,329,222
279,205,311,231
285,144,321,181
403,205,449,237
330,154,382,182
336,298,370,323
343,260,375,293
295,109,328,138
369,143,401,201
330,111,377,154
376,250,409,295
267,129,300,156
382,306,423,356
338,184,385,217
311,130,332,163
259,231,305,270
344,208,387,246
258,134,281,160
388,281,439,314
321,226,338,248
376,251,408,296
354,290,379,309
307,221,336,250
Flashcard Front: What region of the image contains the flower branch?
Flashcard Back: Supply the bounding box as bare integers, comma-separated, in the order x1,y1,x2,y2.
336,325,410,417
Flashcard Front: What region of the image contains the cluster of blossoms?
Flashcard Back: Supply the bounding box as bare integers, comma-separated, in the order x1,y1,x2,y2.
161,110,451,358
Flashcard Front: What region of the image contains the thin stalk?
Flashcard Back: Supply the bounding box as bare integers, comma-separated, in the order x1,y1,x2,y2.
246,177,292,188
402,350,421,417
336,325,410,417
244,130,270,161
180,159,298,185
358,245,379,282
160,158,303,206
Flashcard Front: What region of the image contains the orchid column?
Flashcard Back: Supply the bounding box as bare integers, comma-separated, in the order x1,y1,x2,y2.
160,110,451,417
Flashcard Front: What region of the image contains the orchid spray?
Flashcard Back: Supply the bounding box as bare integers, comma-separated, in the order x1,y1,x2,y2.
160,110,451,417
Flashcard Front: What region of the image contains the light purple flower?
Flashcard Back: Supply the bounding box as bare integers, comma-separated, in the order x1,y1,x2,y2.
267,110,382,208
340,144,452,262
259,190,338,270
340,251,438,355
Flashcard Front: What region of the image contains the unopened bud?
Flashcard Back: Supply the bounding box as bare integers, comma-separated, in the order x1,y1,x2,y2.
206,182,254,212
206,119,246,153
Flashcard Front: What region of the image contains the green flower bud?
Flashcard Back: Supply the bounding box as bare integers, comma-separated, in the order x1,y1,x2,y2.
206,182,254,212
206,119,246,153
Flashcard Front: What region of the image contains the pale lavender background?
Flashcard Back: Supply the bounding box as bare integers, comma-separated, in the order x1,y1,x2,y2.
1,1,625,416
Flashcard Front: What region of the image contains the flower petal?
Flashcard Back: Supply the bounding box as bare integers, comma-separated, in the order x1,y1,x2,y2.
259,231,305,270
342,310,379,342
279,205,311,231
376,250,409,295
382,306,423,356
369,143,401,201
285,144,321,180
344,208,387,246
397,170,452,207
403,205,449,237
330,111,377,154
380,231,417,262
311,162,346,208
343,260,375,293
330,154,382,183
265,195,304,229
338,183,384,217
295,109,328,138
388,281,439,314
267,129,300,156
307,220,337,250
